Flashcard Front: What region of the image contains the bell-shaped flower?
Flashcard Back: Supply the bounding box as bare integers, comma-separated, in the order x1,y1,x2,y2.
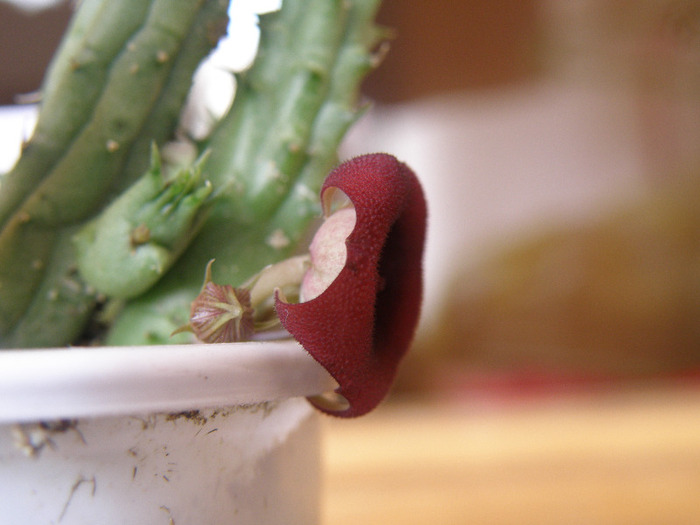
275,153,427,417
182,153,426,418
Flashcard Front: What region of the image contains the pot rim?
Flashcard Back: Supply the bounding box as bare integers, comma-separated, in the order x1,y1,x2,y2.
0,341,336,423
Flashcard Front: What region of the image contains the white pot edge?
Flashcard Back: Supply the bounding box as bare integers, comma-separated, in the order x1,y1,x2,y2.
0,341,336,423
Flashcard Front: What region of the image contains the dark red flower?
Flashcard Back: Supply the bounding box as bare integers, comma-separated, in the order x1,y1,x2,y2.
275,153,427,417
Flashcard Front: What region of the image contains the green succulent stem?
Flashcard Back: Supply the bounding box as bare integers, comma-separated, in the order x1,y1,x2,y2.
74,146,213,299
106,0,385,345
0,0,384,349
0,0,228,347
2,228,98,349
0,0,150,227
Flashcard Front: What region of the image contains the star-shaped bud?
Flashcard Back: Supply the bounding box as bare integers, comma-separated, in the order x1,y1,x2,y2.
176,260,255,343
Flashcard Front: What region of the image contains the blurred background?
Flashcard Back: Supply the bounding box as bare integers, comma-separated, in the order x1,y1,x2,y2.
341,2,700,523
343,0,700,400
2,0,700,523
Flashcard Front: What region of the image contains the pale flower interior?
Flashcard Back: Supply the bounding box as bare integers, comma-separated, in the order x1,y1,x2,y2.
300,189,356,302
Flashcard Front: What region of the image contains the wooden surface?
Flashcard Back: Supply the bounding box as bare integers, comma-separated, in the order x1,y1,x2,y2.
321,383,700,524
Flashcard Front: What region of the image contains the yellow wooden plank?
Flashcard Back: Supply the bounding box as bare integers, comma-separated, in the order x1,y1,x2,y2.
322,386,700,525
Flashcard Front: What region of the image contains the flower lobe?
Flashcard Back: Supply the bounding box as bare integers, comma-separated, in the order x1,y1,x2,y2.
275,153,427,417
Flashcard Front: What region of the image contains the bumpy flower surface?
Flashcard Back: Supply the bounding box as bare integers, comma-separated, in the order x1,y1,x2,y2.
275,153,427,417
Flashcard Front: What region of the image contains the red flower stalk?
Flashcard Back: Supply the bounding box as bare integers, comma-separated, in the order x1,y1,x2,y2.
275,153,427,417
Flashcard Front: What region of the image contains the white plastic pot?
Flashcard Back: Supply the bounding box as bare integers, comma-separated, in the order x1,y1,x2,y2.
0,342,336,524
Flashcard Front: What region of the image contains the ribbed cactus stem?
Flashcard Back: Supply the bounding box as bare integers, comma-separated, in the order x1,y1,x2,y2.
1,0,385,349
117,0,230,192
0,0,150,227
74,146,213,299
267,0,387,242
16,0,223,225
0,0,229,347
106,0,385,345
3,228,98,349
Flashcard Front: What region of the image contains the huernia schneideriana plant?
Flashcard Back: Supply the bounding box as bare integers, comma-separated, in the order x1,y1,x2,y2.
186,153,427,417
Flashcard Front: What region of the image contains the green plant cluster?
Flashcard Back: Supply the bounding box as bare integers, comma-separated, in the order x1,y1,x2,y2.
0,0,384,348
